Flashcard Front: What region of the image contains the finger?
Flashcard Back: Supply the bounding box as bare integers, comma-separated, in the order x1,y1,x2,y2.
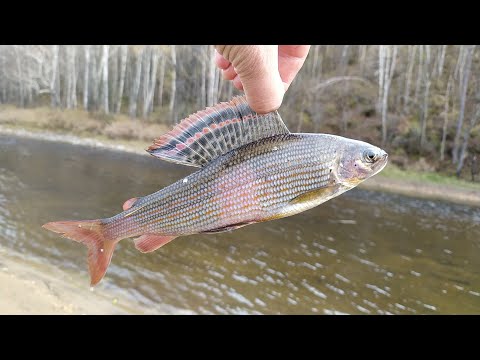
215,50,231,70
222,64,237,80
232,75,244,90
216,45,284,113
278,45,311,90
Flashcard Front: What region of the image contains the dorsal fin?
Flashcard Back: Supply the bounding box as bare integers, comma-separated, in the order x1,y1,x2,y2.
147,96,290,167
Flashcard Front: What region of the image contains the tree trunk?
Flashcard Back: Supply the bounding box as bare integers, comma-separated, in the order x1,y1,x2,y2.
403,45,417,113
1,51,5,103
359,45,366,76
377,45,385,114
157,54,165,108
339,45,350,75
200,46,206,108
13,46,25,107
379,45,397,145
169,45,177,121
83,45,90,110
454,45,465,81
129,47,143,118
115,45,127,113
453,45,475,163
437,45,447,77
420,45,431,149
101,45,109,114
457,100,480,176
141,46,151,116
207,45,215,106
144,47,158,118
440,75,453,161
91,46,99,111
71,46,77,108
65,46,72,109
110,46,118,112
413,45,424,108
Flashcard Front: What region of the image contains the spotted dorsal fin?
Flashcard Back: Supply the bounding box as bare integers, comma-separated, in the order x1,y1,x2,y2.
147,96,290,167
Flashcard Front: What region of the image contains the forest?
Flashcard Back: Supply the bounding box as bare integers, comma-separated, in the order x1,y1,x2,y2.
0,45,479,179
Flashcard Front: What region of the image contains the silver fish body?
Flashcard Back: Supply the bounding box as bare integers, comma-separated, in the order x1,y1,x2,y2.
43,96,388,285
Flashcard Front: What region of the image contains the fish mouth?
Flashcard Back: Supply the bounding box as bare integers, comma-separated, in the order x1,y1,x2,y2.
372,152,388,174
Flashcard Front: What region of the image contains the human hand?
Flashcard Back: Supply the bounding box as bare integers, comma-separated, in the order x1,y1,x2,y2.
215,45,311,114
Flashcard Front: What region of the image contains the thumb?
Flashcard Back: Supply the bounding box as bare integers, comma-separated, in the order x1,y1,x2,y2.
216,45,285,114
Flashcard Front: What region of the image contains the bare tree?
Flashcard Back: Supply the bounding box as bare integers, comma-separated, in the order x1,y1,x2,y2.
129,46,143,118
169,45,176,121
101,45,109,114
403,45,417,113
207,45,216,106
157,53,165,108
440,75,453,161
453,45,475,164
83,45,90,110
378,45,397,144
143,47,158,118
420,45,432,148
199,45,207,108
115,45,127,113
457,78,480,176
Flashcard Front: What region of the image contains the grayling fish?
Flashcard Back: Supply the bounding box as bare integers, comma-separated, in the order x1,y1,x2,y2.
43,96,388,285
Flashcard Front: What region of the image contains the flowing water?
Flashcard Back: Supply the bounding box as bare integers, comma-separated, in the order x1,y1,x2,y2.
1,134,480,314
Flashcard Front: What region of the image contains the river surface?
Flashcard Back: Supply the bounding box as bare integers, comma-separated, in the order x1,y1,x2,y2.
1,134,479,314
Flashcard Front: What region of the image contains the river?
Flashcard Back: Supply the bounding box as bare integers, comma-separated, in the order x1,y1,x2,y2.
1,134,479,314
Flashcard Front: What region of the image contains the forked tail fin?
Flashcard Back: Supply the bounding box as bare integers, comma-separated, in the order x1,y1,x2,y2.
42,220,116,286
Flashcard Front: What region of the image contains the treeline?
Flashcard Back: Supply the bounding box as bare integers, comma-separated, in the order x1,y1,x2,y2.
0,45,479,176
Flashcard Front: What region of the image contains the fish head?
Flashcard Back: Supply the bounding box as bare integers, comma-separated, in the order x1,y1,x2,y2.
335,139,388,186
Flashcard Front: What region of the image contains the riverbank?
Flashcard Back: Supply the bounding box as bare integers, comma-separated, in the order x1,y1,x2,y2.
0,246,143,314
0,245,197,315
1,123,479,207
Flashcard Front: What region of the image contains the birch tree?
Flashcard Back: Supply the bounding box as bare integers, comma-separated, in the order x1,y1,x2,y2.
420,45,432,148
115,45,127,113
207,45,216,106
440,75,453,161
101,45,109,114
378,45,397,144
157,53,165,108
169,45,176,120
129,46,143,117
403,45,417,113
453,45,475,164
457,78,480,176
83,45,90,110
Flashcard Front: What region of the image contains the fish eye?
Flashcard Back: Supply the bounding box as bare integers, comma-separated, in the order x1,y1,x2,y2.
363,149,377,163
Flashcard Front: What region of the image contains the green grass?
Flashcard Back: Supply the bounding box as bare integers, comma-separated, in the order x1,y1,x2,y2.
380,163,480,190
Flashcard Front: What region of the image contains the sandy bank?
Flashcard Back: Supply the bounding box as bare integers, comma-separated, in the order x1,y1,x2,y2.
0,248,154,314
0,247,196,315
359,175,480,206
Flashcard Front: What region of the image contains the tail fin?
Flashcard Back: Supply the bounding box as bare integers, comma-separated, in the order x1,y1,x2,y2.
42,220,116,286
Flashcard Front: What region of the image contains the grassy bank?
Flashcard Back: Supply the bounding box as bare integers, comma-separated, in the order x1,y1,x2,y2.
1,105,479,206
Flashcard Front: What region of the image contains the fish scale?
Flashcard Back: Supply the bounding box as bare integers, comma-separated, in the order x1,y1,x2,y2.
103,134,337,238
43,96,388,286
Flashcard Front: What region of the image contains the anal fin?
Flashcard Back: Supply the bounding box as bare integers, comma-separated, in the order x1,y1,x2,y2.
134,234,177,253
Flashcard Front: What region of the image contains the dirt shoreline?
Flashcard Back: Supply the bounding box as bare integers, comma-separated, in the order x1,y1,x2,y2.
0,246,198,315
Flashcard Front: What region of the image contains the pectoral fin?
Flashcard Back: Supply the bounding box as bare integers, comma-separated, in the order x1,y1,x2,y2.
289,186,338,205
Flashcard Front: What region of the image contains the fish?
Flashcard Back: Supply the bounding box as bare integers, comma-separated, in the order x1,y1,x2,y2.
42,96,388,285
